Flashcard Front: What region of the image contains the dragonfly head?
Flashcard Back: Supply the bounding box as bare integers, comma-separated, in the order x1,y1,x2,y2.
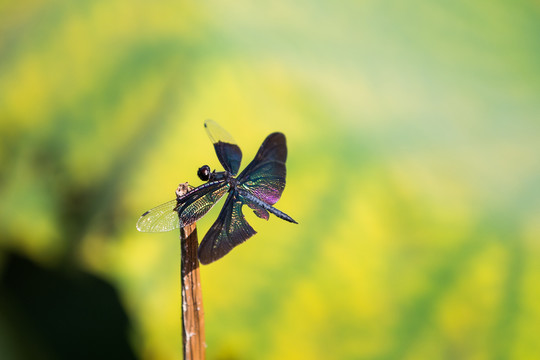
198,165,211,181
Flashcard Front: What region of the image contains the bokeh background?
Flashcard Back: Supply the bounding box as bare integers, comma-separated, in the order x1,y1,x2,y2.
1,1,539,359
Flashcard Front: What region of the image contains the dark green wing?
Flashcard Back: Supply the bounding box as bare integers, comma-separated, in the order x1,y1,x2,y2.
238,132,287,205
197,190,256,264
204,119,243,175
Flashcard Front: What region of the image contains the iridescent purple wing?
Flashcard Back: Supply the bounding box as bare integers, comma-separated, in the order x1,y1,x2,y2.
136,181,228,233
204,119,243,175
237,132,287,206
198,190,256,264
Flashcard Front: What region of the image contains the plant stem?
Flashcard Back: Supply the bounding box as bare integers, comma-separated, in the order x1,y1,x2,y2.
177,183,205,360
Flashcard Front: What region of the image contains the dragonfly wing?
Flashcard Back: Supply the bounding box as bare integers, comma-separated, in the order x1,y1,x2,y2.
204,119,242,175
176,181,229,227
238,132,287,205
198,190,256,265
136,181,228,233
249,204,270,220
136,200,179,232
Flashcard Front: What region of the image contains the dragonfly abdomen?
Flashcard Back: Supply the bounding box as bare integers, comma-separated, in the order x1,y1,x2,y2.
239,189,298,224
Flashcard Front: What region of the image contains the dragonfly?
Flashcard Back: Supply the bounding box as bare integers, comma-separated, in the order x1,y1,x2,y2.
136,120,297,264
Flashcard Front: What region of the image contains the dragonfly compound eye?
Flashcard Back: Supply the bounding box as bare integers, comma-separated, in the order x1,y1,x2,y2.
198,165,211,181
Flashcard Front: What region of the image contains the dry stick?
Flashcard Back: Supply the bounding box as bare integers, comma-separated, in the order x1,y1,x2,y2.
177,183,206,360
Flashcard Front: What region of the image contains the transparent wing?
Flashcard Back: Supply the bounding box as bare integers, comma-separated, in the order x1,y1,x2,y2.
198,190,256,265
136,181,229,233
136,200,179,233
176,181,229,227
204,119,243,175
238,132,287,205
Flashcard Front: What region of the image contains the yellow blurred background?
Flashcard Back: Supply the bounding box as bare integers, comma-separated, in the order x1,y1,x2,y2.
1,0,539,359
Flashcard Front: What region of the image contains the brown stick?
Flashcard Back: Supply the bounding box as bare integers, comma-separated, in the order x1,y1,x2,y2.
177,183,206,360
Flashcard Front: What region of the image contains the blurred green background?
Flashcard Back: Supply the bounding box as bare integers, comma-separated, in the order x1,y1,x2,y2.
1,0,539,359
